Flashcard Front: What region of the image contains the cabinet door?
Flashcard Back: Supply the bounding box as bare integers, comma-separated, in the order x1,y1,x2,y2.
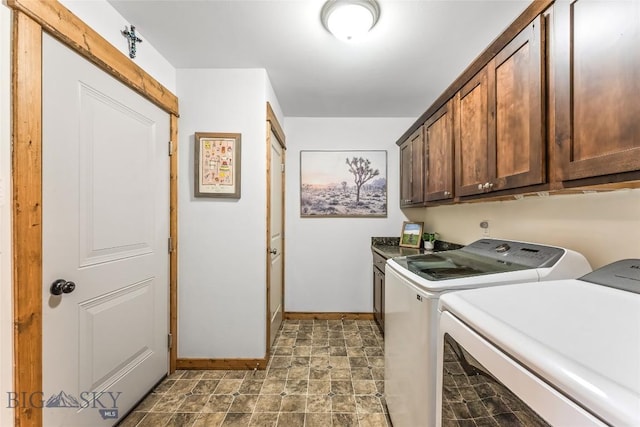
400,141,412,206
410,127,425,204
455,68,490,196
400,127,425,206
426,100,455,201
380,271,385,333
373,268,384,331
555,0,640,180
491,15,545,191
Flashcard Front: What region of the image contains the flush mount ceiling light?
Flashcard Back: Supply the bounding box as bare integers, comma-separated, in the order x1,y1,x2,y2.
321,0,380,41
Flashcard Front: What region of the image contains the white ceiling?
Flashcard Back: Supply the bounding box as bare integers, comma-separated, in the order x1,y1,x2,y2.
108,0,530,118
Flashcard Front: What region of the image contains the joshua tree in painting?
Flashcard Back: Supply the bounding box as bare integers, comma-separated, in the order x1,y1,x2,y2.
346,157,380,203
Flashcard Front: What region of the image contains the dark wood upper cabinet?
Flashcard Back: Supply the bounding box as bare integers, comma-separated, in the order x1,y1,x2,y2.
455,15,545,197
425,100,455,202
399,126,425,206
398,0,640,206
454,16,546,196
400,141,412,205
491,15,545,191
555,0,640,181
455,67,490,197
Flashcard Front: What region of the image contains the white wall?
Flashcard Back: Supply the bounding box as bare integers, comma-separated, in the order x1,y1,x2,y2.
1,4,13,426
265,72,284,125
59,0,176,92
177,69,279,359
406,189,640,269
284,118,414,313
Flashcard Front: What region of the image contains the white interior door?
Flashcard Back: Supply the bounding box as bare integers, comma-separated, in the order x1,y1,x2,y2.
42,34,169,426
269,129,284,345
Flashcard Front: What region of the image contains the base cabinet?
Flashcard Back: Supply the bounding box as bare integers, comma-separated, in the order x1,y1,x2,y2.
372,251,386,333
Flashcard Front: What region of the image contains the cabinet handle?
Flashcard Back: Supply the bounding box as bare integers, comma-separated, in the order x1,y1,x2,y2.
483,182,491,190
444,191,450,197
477,184,483,190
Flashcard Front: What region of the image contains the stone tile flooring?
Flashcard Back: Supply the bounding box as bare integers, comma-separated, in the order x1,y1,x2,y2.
118,319,391,427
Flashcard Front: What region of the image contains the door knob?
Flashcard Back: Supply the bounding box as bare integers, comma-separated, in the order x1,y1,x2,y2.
269,248,278,255
50,279,76,296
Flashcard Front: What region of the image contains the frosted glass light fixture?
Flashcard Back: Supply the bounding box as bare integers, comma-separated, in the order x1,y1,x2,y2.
321,0,380,41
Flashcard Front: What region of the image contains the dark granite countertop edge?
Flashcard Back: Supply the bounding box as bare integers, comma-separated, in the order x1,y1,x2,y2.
371,236,464,259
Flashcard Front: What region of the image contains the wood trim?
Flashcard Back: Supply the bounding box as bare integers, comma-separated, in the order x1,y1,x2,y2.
395,0,554,146
169,114,178,373
176,358,268,371
12,11,43,427
284,312,375,321
265,103,286,365
9,2,180,426
265,125,272,361
7,0,179,116
266,102,286,149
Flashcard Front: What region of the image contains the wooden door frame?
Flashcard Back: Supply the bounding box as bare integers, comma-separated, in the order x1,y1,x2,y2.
8,1,179,426
265,102,286,356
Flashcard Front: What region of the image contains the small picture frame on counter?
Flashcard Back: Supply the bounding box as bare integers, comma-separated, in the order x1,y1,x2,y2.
400,221,424,248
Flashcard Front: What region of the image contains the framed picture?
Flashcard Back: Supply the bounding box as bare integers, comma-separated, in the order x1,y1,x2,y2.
300,150,387,217
194,132,241,198
400,221,424,248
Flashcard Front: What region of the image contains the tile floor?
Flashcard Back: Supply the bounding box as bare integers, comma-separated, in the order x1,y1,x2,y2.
118,319,391,427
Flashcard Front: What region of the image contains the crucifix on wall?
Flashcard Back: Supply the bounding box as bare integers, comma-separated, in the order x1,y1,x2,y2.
121,25,142,59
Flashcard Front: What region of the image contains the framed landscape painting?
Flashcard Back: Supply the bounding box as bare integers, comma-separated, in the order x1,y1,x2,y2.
300,150,387,217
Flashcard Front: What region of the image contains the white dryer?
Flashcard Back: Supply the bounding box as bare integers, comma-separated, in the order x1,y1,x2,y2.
436,259,640,426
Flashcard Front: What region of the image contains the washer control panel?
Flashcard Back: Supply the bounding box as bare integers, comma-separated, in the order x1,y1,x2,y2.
462,239,565,268
581,259,640,294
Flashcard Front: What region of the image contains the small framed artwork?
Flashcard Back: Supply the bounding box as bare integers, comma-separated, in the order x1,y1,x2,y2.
400,221,424,248
194,132,241,198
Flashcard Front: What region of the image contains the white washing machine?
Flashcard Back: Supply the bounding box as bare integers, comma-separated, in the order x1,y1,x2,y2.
384,238,592,427
436,259,640,426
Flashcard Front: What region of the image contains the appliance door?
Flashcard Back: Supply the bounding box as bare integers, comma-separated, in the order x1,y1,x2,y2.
385,265,439,427
436,312,605,426
393,248,536,281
